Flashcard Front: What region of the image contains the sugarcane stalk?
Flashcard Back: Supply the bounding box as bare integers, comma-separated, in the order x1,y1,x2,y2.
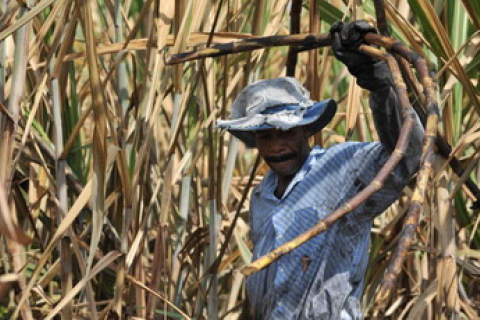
307,0,319,101
286,0,302,76
358,34,442,313
1,2,35,319
370,2,480,210
371,56,440,317
373,113,438,316
370,3,448,310
111,0,129,317
373,0,389,36
78,0,108,275
363,5,444,312
166,33,332,65
0,274,19,301
0,0,6,105
371,5,442,309
51,72,74,320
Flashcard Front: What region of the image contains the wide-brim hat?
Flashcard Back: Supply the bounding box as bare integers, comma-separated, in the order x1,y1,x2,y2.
216,77,337,148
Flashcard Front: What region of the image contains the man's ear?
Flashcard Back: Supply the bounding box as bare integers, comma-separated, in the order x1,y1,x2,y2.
303,125,313,138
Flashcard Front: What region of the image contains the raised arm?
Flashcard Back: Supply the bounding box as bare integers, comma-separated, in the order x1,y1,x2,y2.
330,21,424,176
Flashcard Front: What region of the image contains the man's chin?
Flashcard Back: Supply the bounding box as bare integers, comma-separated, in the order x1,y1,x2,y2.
268,160,299,177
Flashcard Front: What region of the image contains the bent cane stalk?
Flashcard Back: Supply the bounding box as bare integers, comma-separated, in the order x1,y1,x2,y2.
166,33,332,64
373,150,435,315
361,15,444,312
384,48,473,212
366,39,441,313
366,8,472,308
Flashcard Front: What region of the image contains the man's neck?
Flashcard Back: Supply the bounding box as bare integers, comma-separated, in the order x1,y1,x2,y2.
274,175,294,199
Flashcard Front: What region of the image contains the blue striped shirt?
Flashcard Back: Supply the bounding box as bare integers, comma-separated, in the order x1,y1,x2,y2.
245,141,416,319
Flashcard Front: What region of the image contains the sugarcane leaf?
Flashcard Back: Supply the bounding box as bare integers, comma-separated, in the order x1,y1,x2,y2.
44,251,122,320
317,1,345,26
407,0,446,59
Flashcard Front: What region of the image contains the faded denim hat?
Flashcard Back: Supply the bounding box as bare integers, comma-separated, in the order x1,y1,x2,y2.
216,77,337,148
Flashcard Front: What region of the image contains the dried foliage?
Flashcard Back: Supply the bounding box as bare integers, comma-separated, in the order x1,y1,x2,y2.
0,0,479,319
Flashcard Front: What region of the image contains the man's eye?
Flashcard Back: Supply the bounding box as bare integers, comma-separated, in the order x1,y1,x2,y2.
280,129,295,137
256,132,270,139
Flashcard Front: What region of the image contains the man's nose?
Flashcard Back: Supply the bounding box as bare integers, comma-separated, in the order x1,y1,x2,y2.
267,136,286,152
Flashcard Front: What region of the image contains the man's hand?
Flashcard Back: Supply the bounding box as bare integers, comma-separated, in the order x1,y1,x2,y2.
330,21,393,91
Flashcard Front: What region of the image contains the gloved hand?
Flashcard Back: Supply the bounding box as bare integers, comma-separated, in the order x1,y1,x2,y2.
330,21,393,91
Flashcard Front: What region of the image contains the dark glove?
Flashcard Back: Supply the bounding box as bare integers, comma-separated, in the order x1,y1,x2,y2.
330,21,393,91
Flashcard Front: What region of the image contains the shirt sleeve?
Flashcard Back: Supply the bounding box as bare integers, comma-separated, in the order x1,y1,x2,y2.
344,85,424,222
347,143,405,222
369,84,424,178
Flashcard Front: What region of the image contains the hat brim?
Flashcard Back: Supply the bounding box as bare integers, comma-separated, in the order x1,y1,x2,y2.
221,99,337,148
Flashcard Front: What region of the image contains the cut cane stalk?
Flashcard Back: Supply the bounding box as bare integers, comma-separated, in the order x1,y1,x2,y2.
375,111,439,316
372,0,480,210
370,3,457,312
364,32,442,314
166,33,332,64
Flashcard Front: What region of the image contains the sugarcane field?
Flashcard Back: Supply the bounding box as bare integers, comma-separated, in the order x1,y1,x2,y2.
1,0,480,319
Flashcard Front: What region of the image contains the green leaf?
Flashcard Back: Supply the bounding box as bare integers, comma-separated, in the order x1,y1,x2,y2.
407,0,446,59
465,52,480,74
318,1,345,26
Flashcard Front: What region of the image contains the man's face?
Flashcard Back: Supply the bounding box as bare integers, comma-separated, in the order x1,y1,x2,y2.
254,126,311,179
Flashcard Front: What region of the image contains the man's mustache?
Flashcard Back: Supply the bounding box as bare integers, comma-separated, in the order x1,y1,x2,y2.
264,153,296,163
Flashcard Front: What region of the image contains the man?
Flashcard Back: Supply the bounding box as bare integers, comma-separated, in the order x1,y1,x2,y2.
216,21,423,319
